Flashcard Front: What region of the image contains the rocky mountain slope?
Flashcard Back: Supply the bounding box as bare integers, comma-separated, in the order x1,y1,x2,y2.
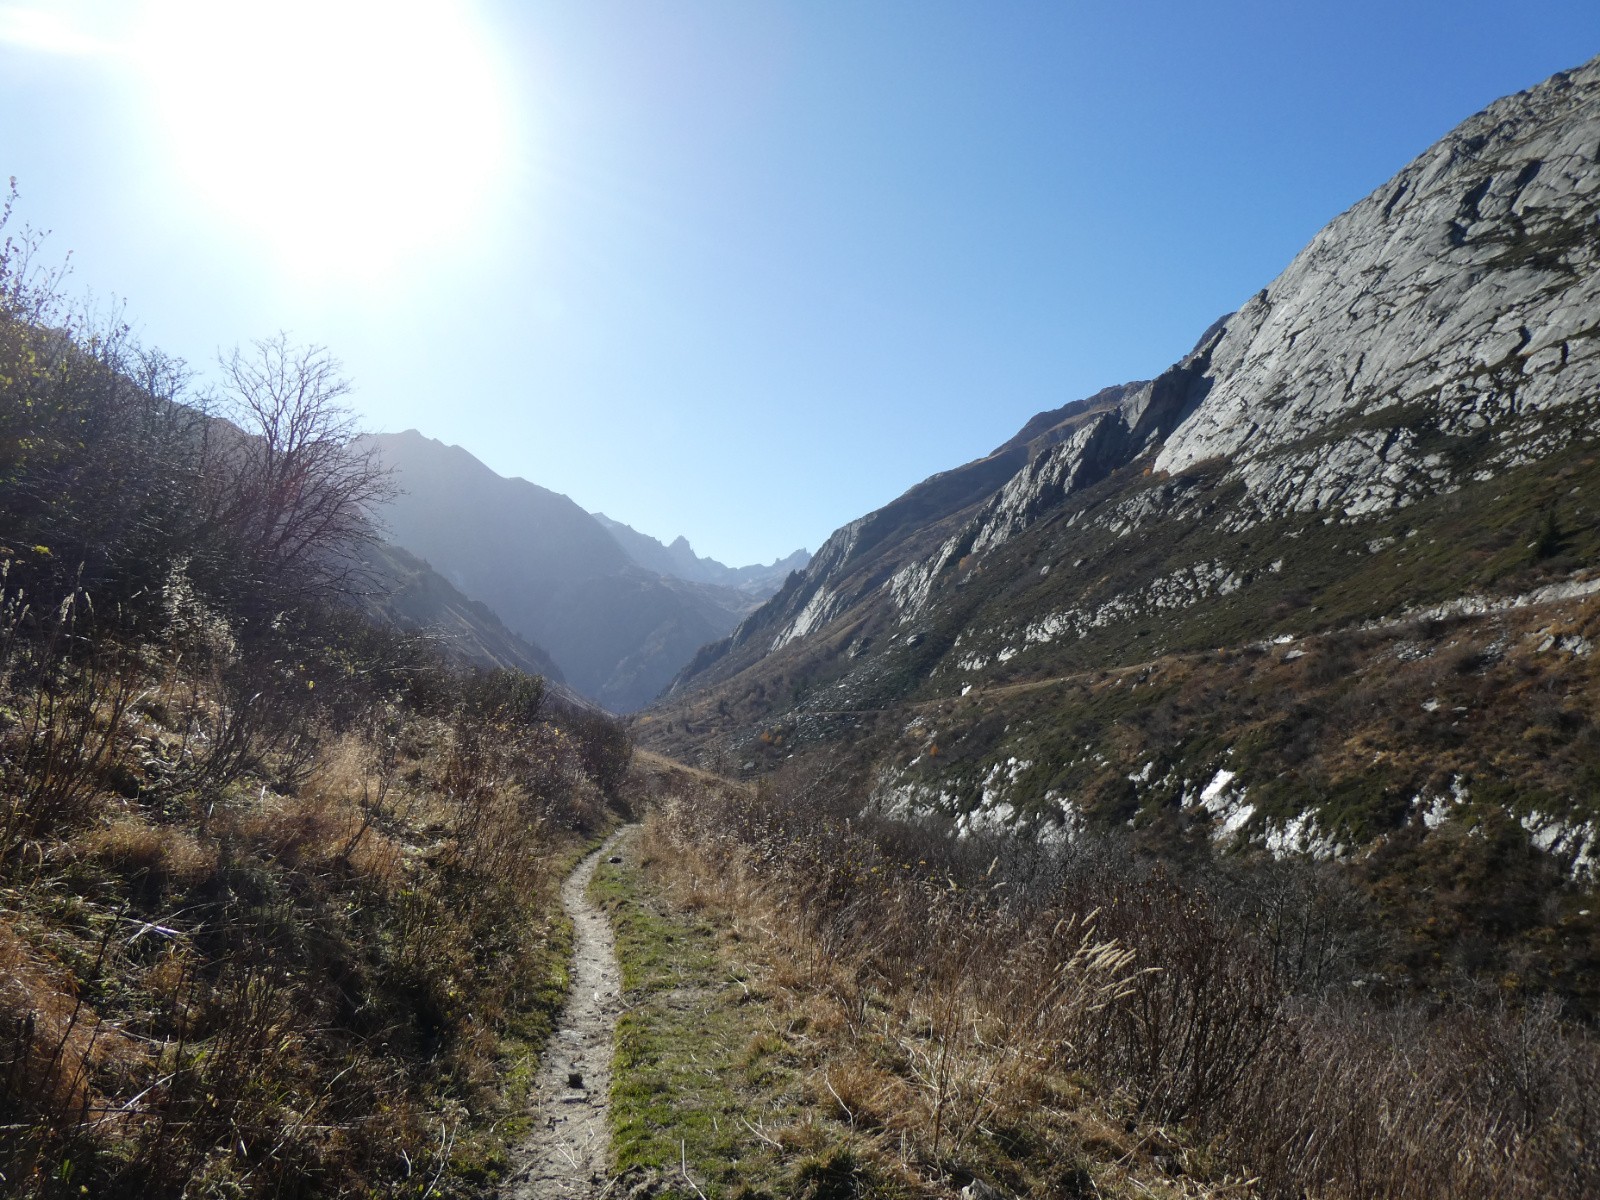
594,513,809,595
353,540,567,681
644,55,1600,996
367,430,797,711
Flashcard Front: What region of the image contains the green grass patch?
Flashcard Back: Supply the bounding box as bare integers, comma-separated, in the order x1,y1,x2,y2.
592,854,837,1199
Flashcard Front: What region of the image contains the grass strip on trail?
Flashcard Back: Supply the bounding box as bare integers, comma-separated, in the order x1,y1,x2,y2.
448,827,620,1191
592,841,862,1200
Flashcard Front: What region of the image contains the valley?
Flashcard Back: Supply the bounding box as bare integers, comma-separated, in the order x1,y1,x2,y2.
636,54,1600,1014
3,30,1600,1200
365,429,809,713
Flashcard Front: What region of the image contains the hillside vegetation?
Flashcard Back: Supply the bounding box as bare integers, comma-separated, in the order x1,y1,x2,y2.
641,54,1600,1017
0,202,632,1198
628,56,1600,1198
610,763,1599,1199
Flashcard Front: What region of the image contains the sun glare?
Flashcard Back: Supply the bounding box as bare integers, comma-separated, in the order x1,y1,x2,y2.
134,0,513,283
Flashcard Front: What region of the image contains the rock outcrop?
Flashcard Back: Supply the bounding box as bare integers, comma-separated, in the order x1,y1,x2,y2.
649,57,1600,903
669,55,1600,703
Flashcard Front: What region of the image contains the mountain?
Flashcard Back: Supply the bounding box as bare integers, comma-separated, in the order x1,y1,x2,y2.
355,540,615,711
593,513,809,595
643,56,1600,997
353,540,566,680
366,430,790,711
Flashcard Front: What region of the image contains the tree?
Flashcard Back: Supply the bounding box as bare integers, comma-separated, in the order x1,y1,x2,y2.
203,334,394,611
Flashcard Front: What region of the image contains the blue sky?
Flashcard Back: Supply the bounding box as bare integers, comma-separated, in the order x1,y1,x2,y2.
2,2,1598,566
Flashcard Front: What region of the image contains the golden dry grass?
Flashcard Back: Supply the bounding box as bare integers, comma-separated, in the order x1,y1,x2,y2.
0,643,629,1199
630,766,1600,1200
626,803,1239,1200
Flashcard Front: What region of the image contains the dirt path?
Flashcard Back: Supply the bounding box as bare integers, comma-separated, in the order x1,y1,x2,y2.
504,826,633,1199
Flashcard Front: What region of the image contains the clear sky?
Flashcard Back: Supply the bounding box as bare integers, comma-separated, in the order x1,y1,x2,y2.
2,2,1597,566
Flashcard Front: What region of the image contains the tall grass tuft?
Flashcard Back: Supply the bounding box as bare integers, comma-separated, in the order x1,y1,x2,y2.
642,761,1600,1198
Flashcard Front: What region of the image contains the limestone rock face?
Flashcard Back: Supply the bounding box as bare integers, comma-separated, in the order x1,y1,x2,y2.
649,58,1600,951
1154,56,1600,516
667,54,1600,714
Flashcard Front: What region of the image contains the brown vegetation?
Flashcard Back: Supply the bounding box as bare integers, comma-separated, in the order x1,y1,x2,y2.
635,764,1600,1199
0,595,627,1197
0,197,634,1197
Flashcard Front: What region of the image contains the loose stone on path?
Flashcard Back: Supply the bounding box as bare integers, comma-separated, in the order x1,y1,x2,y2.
504,827,631,1199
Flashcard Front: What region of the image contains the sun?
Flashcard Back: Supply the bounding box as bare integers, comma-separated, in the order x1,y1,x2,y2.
133,0,514,283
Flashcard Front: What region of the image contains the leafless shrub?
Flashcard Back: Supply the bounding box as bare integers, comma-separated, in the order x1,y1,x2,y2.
1220,996,1600,1200
1084,873,1291,1125
143,638,324,802
0,588,137,864
200,334,394,611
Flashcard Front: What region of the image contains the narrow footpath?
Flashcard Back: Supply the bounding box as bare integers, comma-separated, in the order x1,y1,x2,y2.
505,826,633,1199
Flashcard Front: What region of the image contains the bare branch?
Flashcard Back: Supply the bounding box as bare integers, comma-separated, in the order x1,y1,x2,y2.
204,333,394,609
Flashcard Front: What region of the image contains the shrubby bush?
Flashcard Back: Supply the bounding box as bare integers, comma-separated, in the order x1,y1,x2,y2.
0,188,633,1198
648,758,1600,1199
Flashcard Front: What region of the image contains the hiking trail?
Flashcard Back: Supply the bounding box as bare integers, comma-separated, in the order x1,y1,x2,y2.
504,826,632,1199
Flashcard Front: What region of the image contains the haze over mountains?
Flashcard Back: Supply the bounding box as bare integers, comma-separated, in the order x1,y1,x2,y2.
593,513,809,595
364,429,808,712
353,540,567,681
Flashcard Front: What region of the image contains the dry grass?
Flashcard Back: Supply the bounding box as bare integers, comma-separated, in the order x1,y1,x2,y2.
82,816,218,889
0,921,133,1123
0,624,629,1198
635,767,1600,1200
0,238,633,1197
627,788,1241,1199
